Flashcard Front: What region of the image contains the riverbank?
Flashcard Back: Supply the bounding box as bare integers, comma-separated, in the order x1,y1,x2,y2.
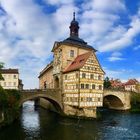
0,87,21,128
130,92,140,113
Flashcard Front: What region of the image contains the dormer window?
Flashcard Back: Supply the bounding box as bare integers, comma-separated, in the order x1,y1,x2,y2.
70,50,74,57
79,59,84,63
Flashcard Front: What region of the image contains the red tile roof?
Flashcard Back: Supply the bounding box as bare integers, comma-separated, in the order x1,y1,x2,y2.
110,79,124,88
63,51,92,73
125,79,139,86
0,69,19,74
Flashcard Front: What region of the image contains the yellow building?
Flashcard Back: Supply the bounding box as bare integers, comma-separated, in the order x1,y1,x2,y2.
39,13,105,117
0,69,23,90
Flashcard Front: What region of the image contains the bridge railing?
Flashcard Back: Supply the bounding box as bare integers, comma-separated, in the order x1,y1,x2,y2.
21,89,60,93
104,88,130,93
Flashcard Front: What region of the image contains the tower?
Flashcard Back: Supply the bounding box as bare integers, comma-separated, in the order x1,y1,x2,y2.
69,12,79,37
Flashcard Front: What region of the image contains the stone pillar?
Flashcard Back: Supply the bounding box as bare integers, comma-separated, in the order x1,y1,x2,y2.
63,105,97,118
34,98,40,107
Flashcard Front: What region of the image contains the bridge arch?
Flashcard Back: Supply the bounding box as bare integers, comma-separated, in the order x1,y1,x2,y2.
20,90,63,114
103,90,131,110
103,95,124,110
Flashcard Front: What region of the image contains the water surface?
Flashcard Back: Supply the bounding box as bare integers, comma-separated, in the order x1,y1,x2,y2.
0,101,140,140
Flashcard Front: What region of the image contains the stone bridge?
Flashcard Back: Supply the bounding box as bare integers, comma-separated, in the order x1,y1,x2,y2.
20,89,63,113
20,89,131,115
103,89,131,110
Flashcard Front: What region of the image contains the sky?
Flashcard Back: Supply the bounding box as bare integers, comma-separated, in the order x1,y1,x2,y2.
0,0,140,89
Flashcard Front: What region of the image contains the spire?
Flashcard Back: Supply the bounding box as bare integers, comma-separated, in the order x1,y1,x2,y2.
69,12,79,37
73,12,75,21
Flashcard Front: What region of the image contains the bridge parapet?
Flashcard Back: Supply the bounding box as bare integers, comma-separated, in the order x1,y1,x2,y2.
21,89,61,97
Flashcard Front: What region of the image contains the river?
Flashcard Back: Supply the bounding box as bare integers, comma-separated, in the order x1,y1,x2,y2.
0,101,140,140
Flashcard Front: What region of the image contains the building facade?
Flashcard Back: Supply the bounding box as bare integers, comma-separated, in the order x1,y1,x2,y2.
110,78,124,90
39,13,105,118
39,62,54,89
0,69,23,90
124,79,139,92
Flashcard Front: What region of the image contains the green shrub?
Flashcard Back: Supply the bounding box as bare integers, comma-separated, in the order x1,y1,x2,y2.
0,87,21,126
130,93,140,112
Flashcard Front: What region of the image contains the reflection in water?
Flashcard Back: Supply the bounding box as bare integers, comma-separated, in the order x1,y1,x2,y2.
21,101,40,139
0,101,140,140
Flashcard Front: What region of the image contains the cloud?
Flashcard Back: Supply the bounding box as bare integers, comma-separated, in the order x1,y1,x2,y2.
0,0,77,88
103,67,135,81
82,0,126,13
97,8,140,52
103,67,123,78
108,52,125,62
134,45,140,50
43,0,74,5
0,0,139,88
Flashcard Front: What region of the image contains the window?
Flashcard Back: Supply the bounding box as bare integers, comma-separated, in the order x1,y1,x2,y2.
81,97,84,101
13,75,17,79
98,75,102,80
70,50,74,57
65,75,67,80
14,82,16,86
81,84,84,89
74,97,78,102
92,84,95,89
98,98,101,102
79,59,84,63
70,97,73,102
76,84,79,89
8,82,11,86
4,82,6,86
76,73,79,78
66,97,69,102
65,85,68,89
87,97,92,102
82,73,86,78
90,74,94,79
99,85,102,90
85,84,89,89
91,60,94,63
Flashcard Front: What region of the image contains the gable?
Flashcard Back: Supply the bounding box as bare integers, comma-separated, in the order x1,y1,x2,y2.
80,53,105,74
63,51,92,73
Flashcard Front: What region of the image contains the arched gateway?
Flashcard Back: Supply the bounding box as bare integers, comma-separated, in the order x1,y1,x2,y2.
103,90,131,110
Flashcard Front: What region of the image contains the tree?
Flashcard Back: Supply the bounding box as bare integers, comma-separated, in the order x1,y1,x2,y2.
104,77,111,89
0,62,4,80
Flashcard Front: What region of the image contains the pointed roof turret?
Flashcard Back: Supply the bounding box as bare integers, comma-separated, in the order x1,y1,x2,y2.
69,12,79,37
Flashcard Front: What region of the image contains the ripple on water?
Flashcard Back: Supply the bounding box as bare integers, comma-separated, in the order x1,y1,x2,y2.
102,126,139,140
